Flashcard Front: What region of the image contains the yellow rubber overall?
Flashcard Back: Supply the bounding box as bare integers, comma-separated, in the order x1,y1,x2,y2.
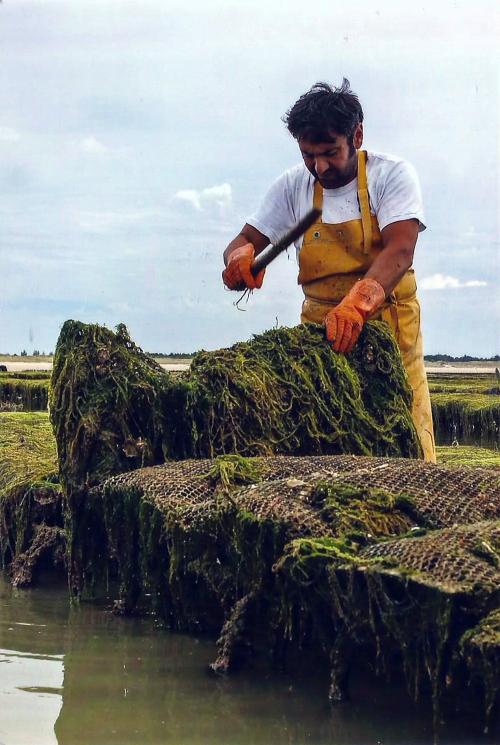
298,150,436,462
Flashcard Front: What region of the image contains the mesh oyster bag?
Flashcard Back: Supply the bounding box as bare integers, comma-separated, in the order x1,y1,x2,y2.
70,454,499,727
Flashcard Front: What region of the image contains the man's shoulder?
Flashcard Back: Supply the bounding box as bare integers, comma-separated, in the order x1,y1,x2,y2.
366,150,405,164
277,162,311,188
365,150,425,230
366,151,418,180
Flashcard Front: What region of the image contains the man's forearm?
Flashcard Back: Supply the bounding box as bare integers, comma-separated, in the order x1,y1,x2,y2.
223,224,271,266
364,242,414,297
365,219,418,296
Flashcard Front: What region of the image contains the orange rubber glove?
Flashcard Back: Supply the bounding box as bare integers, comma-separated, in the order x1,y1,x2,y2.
222,243,265,291
325,278,386,354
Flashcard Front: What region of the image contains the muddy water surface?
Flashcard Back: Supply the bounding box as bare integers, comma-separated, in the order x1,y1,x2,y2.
0,573,489,745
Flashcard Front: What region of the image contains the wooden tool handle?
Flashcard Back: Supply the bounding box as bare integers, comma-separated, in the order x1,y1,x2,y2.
251,207,322,275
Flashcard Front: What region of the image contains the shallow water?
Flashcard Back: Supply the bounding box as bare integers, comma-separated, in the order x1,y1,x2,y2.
0,573,491,745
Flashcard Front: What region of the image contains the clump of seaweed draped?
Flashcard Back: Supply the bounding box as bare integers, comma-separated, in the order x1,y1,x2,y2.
49,321,172,491
0,411,64,585
175,322,419,460
50,319,421,493
207,454,263,492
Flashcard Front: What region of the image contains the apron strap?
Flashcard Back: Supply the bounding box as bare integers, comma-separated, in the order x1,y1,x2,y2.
313,179,323,213
357,150,372,255
311,151,373,253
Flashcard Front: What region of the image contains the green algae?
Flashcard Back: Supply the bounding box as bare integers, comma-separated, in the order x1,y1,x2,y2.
0,412,64,582
427,373,500,448
305,482,425,541
0,372,50,411
181,322,420,460
274,522,500,730
432,392,500,414
1,370,51,379
436,445,500,469
0,412,58,496
431,396,499,448
207,454,263,492
49,322,172,492
428,373,497,395
50,320,422,496
459,609,500,729
96,477,287,637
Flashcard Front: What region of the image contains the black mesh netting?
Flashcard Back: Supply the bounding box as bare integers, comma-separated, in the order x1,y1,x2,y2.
100,454,500,533
70,453,500,729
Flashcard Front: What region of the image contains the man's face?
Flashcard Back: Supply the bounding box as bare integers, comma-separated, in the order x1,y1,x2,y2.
298,127,361,189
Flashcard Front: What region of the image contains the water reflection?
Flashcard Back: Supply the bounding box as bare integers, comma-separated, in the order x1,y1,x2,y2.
0,577,64,745
0,573,490,745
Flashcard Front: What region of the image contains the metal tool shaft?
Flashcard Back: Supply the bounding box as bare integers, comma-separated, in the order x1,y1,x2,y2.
251,207,322,275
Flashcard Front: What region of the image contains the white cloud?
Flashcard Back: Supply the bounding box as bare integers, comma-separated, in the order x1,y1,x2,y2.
173,183,232,212
420,273,488,291
0,126,21,142
174,189,202,211
80,136,108,154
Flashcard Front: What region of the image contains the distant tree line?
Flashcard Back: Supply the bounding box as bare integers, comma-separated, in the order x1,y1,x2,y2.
19,350,51,357
2,350,498,362
152,352,500,362
148,352,197,358
424,354,500,362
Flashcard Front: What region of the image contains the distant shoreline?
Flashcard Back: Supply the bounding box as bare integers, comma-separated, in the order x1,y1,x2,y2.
0,360,191,373
1,358,498,375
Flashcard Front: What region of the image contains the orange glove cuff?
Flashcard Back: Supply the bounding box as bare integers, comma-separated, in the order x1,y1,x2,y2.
343,278,386,320
324,278,386,354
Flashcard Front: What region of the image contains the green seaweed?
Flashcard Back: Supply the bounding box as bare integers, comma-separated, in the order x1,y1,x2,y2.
50,319,421,497
274,524,499,730
459,609,500,730
180,322,421,460
0,412,58,494
306,482,425,541
431,392,500,448
206,454,263,492
0,373,50,411
49,322,172,492
0,411,64,580
427,372,500,448
436,445,500,469
428,373,497,395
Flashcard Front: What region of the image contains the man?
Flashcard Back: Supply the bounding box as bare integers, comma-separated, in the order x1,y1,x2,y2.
222,79,436,462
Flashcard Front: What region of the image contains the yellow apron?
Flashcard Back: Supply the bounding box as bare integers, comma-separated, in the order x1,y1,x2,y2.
298,150,436,463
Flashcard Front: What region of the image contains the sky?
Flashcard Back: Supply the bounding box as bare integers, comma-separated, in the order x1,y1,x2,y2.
0,0,498,356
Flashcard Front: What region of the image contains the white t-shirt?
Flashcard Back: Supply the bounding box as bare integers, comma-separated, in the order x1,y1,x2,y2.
247,151,426,251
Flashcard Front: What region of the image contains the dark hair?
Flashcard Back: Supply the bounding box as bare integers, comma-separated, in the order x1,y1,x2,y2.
282,78,363,142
